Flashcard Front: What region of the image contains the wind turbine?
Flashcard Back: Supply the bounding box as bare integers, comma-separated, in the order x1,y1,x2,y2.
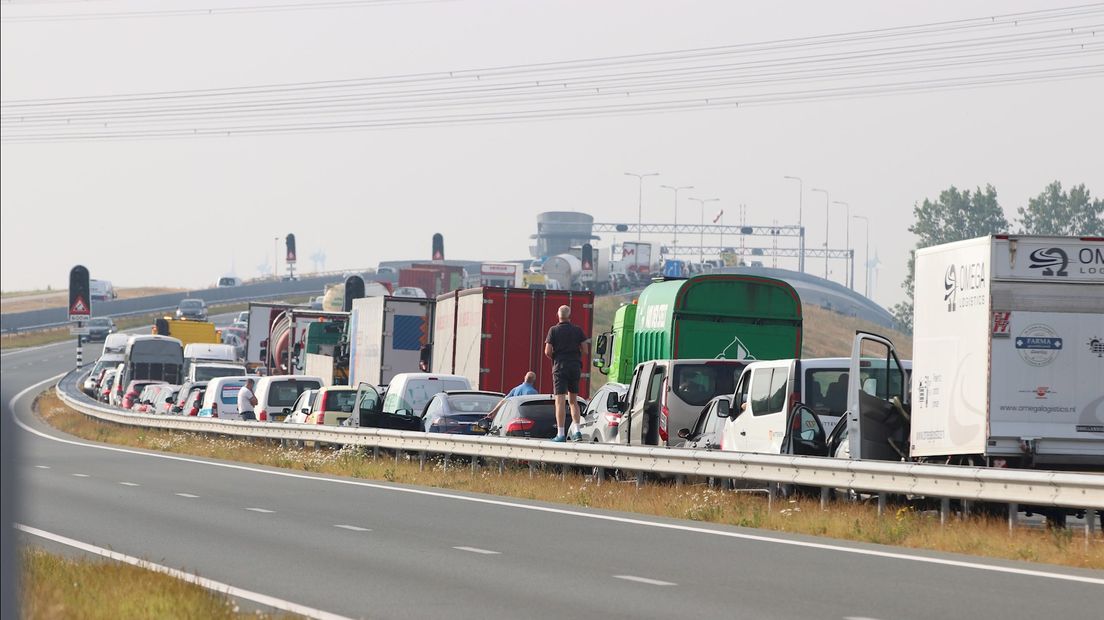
868,249,882,298
311,250,327,273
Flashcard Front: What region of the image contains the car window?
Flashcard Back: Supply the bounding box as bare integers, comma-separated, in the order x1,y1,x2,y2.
749,367,775,415
806,369,848,417
672,364,739,407
445,394,500,414
423,395,444,418
630,365,649,411
705,402,727,435
583,389,601,416
646,367,665,404
766,367,788,413
267,380,321,407
391,379,469,414
218,382,243,405
323,391,356,413
691,405,711,437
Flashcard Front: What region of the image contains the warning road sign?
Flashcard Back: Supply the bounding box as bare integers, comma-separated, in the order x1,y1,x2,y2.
69,265,91,322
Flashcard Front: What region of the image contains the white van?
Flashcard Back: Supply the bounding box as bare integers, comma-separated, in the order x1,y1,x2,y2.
216,276,243,287
188,362,247,383
381,373,471,416
103,333,130,356
183,343,241,380
253,375,324,422
720,357,911,455
90,279,116,301
197,376,258,420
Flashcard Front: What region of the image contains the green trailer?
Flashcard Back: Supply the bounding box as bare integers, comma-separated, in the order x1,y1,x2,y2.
594,274,803,384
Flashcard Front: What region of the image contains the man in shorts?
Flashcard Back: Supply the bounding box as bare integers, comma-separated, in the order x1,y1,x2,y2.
544,305,590,442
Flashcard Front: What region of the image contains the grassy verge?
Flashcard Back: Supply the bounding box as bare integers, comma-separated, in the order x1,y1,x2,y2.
21,547,296,619
36,392,1102,569
0,297,309,351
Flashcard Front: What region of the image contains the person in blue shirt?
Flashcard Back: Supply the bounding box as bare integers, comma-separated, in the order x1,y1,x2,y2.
505,371,539,397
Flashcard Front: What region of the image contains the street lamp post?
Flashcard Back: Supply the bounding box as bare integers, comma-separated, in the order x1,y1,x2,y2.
833,201,851,289
784,176,804,273
660,184,693,257
273,236,279,279
688,197,719,264
625,172,659,241
853,215,870,297
811,188,830,279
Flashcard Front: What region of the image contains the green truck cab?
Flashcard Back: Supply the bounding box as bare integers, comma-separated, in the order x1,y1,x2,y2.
594,274,803,384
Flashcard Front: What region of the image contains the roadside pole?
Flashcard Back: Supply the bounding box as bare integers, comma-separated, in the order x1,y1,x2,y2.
76,330,83,370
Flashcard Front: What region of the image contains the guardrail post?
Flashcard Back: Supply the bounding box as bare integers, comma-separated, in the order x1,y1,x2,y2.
1008,503,1019,531
471,456,480,475
675,475,685,487
820,487,829,510
372,446,380,461
1086,509,1097,546
596,466,605,485
940,497,950,526
877,493,886,517
498,459,504,475
529,461,535,478
635,471,644,489
419,451,426,471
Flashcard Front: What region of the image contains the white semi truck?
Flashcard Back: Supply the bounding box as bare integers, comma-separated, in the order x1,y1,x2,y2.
842,235,1103,471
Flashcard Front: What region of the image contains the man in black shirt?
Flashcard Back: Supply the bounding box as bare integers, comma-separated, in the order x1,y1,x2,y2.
544,305,590,442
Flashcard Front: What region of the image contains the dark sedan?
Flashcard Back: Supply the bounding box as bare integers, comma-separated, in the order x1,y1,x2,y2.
421,390,504,434
175,298,208,321
85,317,117,341
477,394,588,439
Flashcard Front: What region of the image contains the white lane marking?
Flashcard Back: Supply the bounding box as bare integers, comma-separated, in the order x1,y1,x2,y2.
845,617,886,620
12,376,1104,588
334,524,371,532
119,482,140,487
245,507,274,513
453,546,500,555
34,465,50,469
614,575,676,586
71,473,89,478
15,524,354,620
175,493,199,498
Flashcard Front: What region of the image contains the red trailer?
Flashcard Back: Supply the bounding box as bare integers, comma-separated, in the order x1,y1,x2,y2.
433,287,594,397
398,264,464,297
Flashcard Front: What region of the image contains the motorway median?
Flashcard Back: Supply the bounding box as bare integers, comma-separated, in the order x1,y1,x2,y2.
35,392,1102,570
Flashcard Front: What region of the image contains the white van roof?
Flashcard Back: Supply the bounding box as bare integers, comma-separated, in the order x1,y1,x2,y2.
183,343,236,360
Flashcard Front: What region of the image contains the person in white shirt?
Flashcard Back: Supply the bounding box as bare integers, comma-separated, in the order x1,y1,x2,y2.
237,378,259,422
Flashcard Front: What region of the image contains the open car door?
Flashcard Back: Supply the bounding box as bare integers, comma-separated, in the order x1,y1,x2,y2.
781,404,829,457
353,382,423,431
845,332,911,461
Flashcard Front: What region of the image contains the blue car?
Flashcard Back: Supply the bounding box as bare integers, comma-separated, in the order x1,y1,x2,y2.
421,390,504,434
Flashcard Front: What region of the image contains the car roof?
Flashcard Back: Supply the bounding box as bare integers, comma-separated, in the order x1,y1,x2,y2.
318,386,356,393
442,390,504,397
506,394,587,403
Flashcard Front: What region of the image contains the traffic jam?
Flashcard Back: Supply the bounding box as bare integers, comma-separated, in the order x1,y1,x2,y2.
77,234,1103,504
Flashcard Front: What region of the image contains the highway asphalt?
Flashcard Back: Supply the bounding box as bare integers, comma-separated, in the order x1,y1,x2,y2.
4,333,1104,619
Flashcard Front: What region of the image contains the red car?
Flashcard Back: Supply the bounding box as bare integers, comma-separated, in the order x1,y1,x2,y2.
122,380,165,410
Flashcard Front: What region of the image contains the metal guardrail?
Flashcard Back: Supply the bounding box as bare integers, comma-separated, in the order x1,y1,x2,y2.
54,371,1104,511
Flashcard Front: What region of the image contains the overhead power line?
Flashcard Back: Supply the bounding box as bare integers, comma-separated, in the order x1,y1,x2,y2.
2,4,1101,142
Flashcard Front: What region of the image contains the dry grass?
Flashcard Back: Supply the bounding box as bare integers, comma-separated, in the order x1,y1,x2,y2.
21,547,297,619
36,392,1102,569
1,287,185,314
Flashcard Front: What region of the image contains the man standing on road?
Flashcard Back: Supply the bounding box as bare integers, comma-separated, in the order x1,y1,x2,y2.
238,378,259,422
545,305,590,442
506,371,539,397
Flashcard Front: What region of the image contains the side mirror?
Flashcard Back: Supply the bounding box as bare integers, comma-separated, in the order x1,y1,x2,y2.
166,397,174,403
605,391,622,412
594,334,608,356
716,399,731,418
677,428,691,439
300,407,309,414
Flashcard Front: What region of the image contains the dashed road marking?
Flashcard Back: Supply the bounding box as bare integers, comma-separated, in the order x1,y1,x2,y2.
119,482,140,487
453,546,500,555
245,507,274,514
613,575,676,586
175,493,199,498
334,525,371,532
71,473,90,478
34,465,50,469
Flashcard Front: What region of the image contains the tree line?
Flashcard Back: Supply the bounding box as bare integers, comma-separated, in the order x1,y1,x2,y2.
892,181,1102,331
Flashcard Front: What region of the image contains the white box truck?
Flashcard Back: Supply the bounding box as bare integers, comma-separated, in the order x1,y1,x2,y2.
347,296,434,388
910,235,1103,469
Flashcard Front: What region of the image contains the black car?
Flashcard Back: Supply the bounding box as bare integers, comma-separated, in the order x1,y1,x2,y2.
175,298,208,321
343,382,424,432
85,317,116,341
478,394,588,439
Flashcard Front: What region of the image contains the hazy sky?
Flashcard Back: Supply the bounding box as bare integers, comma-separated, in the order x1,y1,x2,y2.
2,0,1101,308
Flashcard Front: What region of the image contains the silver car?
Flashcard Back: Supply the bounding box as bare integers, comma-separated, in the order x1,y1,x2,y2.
578,383,628,443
